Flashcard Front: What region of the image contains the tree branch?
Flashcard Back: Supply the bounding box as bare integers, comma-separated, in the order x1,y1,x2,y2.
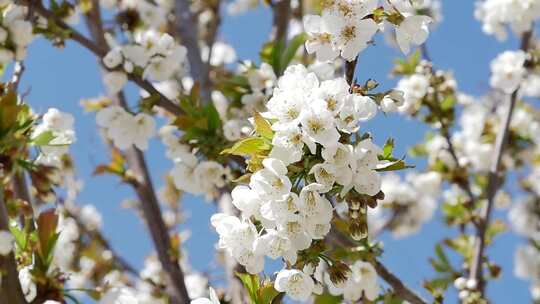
10,61,25,91
345,56,359,86
372,260,428,304
83,3,190,303
64,207,139,277
0,187,28,304
327,230,427,304
440,124,476,205
468,29,534,294
271,0,291,43
173,0,210,101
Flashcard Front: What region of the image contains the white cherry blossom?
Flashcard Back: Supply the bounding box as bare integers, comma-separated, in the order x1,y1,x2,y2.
274,269,315,301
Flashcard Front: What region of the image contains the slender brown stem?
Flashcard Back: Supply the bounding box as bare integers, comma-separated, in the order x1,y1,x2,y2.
327,230,427,304
0,187,28,304
345,56,359,87
440,124,476,205
174,0,210,101
84,3,190,303
372,260,428,304
10,61,25,91
271,0,291,43
64,207,139,276
468,30,534,294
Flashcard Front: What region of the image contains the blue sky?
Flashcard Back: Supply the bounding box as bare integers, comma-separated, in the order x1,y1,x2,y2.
18,1,532,303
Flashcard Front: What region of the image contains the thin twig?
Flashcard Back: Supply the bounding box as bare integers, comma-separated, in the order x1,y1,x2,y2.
420,44,431,62
468,30,534,294
64,207,139,277
345,56,359,86
83,2,190,303
440,124,476,205
372,260,428,304
327,230,427,304
0,186,28,304
10,61,25,91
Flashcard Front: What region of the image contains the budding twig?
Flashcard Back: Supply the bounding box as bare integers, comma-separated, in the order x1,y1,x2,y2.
83,2,191,303
468,29,534,295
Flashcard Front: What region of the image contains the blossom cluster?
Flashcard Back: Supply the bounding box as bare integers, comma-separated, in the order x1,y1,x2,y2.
394,61,456,114
489,50,527,94
217,62,277,142
475,0,540,41
32,108,76,167
216,61,342,142
0,4,35,64
304,0,432,61
514,244,540,300
96,105,156,150
102,31,188,93
159,126,229,200
323,260,380,301
369,171,441,238
210,64,388,301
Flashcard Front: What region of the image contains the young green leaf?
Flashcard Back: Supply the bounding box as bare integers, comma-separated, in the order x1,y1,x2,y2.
382,138,395,160
279,33,307,74
236,272,260,303
253,112,274,140
31,130,56,146
375,159,415,172
221,137,271,157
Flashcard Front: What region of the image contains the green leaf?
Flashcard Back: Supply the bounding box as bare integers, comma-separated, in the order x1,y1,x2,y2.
253,112,273,140
204,103,222,132
382,138,395,159
430,245,452,273
486,219,507,243
393,49,421,75
279,33,307,74
236,272,260,303
435,244,451,269
139,94,161,112
375,160,415,172
179,97,197,116
258,283,280,304
424,275,453,295
45,232,60,266
260,38,286,75
221,137,270,157
9,225,27,250
441,202,469,225
440,95,456,111
31,130,56,146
